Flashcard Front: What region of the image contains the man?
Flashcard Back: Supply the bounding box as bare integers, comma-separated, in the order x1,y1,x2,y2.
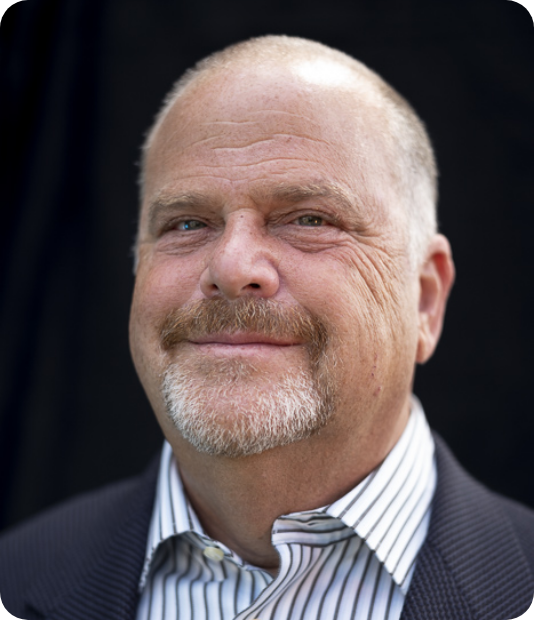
1,35,533,620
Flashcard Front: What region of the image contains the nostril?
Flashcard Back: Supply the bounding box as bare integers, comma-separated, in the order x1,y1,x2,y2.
250,283,260,289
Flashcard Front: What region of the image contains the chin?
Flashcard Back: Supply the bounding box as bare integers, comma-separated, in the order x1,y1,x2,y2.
161,361,334,458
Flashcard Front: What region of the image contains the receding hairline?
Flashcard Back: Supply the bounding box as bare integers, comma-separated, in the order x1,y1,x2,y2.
143,36,410,154
172,36,388,96
137,35,438,268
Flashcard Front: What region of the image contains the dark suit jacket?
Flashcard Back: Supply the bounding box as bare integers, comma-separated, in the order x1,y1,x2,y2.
1,436,533,620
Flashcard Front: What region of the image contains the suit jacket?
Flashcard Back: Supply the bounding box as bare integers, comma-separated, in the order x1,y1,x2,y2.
1,436,533,620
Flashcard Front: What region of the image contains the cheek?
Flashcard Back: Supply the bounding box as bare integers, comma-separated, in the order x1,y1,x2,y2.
134,256,204,319
341,245,410,326
130,256,206,362
282,247,416,376
286,246,404,330
329,258,420,393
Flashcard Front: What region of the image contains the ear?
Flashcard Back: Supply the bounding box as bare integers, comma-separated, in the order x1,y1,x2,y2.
416,234,455,364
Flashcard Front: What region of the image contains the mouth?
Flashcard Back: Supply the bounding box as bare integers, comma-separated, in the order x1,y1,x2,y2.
159,298,328,358
189,332,303,347
182,332,306,362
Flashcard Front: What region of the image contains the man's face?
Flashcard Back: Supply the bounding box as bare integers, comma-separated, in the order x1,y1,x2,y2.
130,65,422,459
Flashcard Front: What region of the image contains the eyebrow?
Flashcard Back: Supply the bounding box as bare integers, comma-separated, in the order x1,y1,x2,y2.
148,192,222,219
252,182,368,229
146,181,365,233
255,182,361,215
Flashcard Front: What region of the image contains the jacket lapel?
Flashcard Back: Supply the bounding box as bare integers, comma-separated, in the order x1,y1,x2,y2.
401,435,534,620
25,457,159,620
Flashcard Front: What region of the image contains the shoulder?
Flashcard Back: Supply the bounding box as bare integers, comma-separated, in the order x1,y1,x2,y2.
432,433,534,554
413,434,534,619
494,493,534,566
0,458,159,618
0,475,142,562
433,433,534,533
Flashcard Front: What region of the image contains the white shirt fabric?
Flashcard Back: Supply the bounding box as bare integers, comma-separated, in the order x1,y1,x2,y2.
136,396,436,620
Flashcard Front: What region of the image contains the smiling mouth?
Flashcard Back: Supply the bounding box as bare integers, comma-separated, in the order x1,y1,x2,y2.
159,298,328,356
189,333,302,347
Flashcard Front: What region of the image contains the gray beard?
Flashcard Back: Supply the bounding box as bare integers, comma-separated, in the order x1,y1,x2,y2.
162,357,334,458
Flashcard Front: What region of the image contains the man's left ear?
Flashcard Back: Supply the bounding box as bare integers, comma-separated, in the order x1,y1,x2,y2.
416,234,455,364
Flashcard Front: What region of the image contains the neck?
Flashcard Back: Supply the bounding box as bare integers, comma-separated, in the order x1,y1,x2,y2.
167,402,410,572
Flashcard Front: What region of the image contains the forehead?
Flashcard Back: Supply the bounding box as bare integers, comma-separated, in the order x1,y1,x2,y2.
142,67,399,219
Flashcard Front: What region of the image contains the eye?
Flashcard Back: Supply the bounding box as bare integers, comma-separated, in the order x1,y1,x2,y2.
295,215,324,227
177,219,207,231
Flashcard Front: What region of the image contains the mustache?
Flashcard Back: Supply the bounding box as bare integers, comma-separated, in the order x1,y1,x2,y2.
160,298,328,357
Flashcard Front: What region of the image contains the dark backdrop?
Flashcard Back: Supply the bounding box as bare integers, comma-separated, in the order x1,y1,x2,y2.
1,0,533,531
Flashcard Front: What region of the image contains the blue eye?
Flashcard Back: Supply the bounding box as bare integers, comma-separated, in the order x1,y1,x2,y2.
178,220,206,231
296,215,324,227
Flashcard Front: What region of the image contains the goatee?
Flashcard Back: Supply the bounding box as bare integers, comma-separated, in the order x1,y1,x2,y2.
159,298,336,457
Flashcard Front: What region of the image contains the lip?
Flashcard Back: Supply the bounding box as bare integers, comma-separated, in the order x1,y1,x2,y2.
188,332,302,346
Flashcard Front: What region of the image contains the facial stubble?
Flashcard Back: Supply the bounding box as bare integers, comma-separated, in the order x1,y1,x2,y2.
160,298,336,457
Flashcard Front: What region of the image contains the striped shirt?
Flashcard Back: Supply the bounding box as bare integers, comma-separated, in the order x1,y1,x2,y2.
137,396,436,620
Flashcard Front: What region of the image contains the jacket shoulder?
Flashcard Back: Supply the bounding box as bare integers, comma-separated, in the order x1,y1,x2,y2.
0,460,158,619
495,493,534,567
403,435,534,620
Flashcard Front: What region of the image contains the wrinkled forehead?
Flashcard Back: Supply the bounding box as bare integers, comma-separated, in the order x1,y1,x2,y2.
143,64,403,220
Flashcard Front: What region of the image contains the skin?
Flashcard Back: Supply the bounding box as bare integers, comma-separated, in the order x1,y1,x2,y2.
129,59,455,573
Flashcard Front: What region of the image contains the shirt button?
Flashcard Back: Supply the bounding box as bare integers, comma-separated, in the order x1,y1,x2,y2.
203,546,225,561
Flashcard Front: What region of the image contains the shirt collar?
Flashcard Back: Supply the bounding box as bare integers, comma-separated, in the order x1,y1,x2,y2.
139,395,435,591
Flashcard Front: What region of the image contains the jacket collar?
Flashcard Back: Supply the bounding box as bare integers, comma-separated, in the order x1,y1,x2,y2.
401,434,534,620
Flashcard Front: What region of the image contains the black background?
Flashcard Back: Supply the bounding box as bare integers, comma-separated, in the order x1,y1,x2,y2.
1,0,533,531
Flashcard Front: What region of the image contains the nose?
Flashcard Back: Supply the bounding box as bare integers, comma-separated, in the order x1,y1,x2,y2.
199,211,280,300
